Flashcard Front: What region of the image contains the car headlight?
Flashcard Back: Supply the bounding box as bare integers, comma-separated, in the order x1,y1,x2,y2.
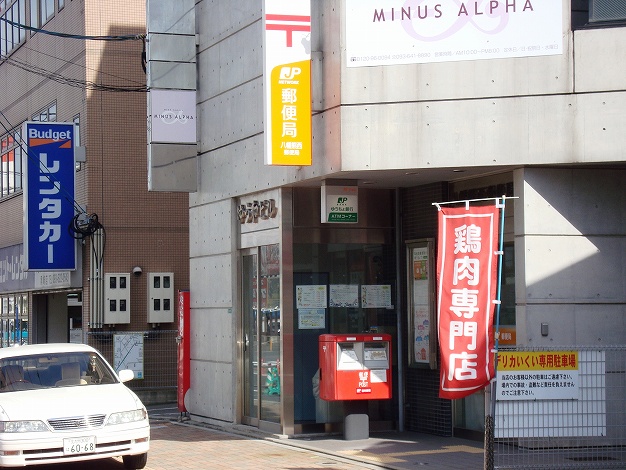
0,421,48,433
106,409,147,425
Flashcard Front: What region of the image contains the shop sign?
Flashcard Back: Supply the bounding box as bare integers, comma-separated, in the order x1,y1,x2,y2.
345,0,562,67
0,245,33,293
498,326,516,346
149,89,197,144
263,0,312,166
321,185,358,223
23,122,76,271
237,199,278,224
35,271,71,289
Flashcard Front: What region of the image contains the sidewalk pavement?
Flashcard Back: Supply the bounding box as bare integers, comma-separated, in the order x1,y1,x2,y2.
146,407,485,470
283,430,485,469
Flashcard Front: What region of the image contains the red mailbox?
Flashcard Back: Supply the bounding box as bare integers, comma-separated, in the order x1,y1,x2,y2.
318,333,392,401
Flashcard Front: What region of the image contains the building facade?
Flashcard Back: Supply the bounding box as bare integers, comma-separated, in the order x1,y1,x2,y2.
0,0,189,403
184,0,626,437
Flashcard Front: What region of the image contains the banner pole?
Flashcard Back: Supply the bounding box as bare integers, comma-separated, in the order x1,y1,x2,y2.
493,195,506,368
484,195,507,470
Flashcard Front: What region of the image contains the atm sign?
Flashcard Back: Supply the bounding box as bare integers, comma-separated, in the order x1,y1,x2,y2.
322,185,358,224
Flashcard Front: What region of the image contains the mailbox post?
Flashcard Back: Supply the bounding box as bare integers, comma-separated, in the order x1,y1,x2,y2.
319,334,392,439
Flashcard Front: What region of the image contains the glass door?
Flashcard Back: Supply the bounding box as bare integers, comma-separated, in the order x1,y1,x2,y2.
241,245,281,426
242,252,258,424
259,244,280,423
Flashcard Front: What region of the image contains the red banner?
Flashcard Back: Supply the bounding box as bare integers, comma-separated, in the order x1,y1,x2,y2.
437,204,499,399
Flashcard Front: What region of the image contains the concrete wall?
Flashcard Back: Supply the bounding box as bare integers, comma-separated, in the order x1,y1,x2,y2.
47,293,69,343
514,167,626,346
0,197,24,249
340,23,626,171
191,0,626,423
196,3,626,206
186,197,237,421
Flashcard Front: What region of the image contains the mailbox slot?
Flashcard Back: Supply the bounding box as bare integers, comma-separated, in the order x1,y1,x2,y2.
337,342,362,370
363,342,389,369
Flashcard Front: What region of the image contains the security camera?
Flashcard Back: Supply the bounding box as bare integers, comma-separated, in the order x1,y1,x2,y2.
132,266,142,276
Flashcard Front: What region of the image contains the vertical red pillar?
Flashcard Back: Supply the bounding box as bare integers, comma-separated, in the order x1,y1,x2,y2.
177,290,191,412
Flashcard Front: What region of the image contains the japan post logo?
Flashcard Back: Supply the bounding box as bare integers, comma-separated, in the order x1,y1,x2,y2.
279,67,301,80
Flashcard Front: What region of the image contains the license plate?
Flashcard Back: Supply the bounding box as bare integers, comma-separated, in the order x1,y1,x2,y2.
63,436,96,455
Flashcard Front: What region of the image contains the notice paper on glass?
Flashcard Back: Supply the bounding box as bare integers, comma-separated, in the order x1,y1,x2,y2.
329,284,359,308
296,285,327,309
361,285,392,308
298,309,326,329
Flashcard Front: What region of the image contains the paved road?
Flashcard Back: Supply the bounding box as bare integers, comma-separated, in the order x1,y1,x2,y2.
20,419,378,470
146,420,379,470
16,405,486,470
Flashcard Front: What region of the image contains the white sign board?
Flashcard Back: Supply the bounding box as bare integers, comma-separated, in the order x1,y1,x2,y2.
495,351,605,439
113,334,144,380
497,370,579,400
35,271,71,289
346,0,563,67
149,89,197,144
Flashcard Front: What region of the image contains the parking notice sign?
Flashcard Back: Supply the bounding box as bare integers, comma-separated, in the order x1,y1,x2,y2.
496,351,580,400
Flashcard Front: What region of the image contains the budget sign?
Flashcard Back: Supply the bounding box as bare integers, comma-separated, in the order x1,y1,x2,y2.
23,122,76,271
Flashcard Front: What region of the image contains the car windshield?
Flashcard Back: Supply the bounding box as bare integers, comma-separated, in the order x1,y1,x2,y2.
0,351,119,392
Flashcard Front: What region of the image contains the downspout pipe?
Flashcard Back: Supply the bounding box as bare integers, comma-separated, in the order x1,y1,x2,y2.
395,189,404,432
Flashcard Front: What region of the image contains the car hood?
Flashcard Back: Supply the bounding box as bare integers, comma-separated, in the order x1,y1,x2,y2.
0,384,144,422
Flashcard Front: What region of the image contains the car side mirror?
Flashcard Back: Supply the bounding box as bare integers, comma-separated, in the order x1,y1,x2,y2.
118,369,134,383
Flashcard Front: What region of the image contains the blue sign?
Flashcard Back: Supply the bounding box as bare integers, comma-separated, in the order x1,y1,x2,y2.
23,122,76,271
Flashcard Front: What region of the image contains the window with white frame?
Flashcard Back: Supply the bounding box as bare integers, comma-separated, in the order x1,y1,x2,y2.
31,102,57,122
0,102,56,199
2,0,65,57
0,0,27,56
29,0,54,29
73,114,80,145
0,127,23,198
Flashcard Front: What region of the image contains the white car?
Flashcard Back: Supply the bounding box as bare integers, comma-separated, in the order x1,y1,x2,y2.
0,343,149,468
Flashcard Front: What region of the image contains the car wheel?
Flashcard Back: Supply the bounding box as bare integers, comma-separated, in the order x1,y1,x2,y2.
123,453,148,469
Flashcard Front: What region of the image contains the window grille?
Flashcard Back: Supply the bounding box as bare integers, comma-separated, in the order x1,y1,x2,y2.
590,0,626,22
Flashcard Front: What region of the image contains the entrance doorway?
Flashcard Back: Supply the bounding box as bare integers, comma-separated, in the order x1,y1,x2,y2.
241,245,281,427
0,294,28,347
31,291,82,344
